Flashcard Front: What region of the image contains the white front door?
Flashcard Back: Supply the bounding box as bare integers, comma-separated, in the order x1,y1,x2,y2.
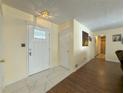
28,25,50,75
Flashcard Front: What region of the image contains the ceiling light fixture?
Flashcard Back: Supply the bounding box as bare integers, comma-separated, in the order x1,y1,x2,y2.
40,10,49,18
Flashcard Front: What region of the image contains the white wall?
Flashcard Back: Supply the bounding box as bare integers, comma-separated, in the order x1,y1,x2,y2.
2,4,33,86
2,4,59,86
94,27,123,62
73,20,95,68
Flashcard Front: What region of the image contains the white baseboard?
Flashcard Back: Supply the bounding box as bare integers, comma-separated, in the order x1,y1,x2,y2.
72,59,91,73
106,59,120,63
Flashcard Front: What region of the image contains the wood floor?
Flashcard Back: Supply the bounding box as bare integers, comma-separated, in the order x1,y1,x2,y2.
47,58,123,93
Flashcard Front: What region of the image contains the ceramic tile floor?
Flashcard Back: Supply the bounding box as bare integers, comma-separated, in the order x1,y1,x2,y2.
3,66,71,93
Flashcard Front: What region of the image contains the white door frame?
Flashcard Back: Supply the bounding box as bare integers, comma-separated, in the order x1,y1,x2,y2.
0,6,4,92
27,24,51,75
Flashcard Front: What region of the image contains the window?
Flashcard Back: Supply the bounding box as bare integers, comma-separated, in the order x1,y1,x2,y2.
34,29,46,39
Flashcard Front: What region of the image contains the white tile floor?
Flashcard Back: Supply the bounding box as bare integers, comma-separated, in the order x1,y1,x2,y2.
3,66,71,93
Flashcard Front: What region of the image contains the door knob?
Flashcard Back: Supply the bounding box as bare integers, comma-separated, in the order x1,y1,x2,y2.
0,59,5,63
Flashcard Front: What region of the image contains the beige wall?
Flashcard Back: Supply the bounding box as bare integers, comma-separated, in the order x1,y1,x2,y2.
94,27,123,62
2,4,59,85
73,20,95,68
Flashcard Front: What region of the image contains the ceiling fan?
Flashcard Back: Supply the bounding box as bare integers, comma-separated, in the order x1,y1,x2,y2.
36,10,53,19
29,0,59,20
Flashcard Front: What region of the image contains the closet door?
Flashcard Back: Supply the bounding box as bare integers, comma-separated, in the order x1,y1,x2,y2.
60,30,72,69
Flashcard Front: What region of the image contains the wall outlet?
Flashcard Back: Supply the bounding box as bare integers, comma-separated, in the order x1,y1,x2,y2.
75,64,78,68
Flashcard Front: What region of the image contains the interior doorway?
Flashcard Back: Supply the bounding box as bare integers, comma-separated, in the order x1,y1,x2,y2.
100,36,106,54
96,35,106,60
28,25,50,75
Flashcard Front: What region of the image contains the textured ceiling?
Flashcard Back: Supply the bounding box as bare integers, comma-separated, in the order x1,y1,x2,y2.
3,0,123,31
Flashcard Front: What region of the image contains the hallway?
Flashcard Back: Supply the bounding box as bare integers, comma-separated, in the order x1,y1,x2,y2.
96,54,105,59
0,1,123,93
47,58,123,93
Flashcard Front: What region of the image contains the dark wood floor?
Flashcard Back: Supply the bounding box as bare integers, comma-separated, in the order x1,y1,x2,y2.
47,58,123,93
